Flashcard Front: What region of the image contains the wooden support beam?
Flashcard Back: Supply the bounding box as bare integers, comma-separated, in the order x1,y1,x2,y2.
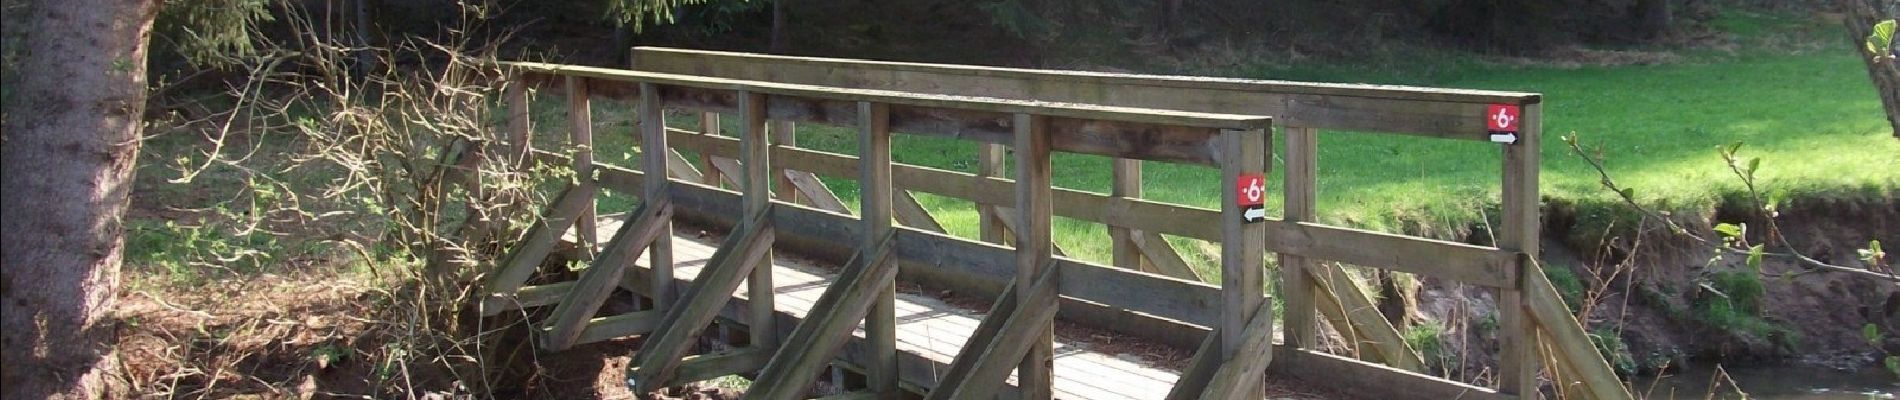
709,156,745,188
893,191,947,233
1270,347,1518,400
676,348,773,385
570,309,660,346
925,266,1059,400
1163,331,1221,400
786,170,850,213
480,185,594,315
1281,126,1319,350
487,281,575,313
1523,256,1634,400
740,90,779,351
975,143,1008,246
747,234,898,400
542,203,673,351
1496,104,1540,397
1012,113,1055,400
1129,230,1201,281
567,76,599,252
994,205,1069,257
859,102,901,398
665,149,706,182
628,211,775,392
698,112,725,187
1218,127,1269,398
1109,158,1148,273
640,82,677,309
770,120,802,204
1196,301,1277,400
1311,265,1426,371
506,74,532,167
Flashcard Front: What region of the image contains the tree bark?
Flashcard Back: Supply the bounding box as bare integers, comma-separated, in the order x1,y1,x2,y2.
1634,0,1673,41
769,0,789,54
1,0,160,398
1843,0,1900,139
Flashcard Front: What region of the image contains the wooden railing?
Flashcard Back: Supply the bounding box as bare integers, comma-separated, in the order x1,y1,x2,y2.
475,47,1633,400
483,61,1284,399
621,47,1632,400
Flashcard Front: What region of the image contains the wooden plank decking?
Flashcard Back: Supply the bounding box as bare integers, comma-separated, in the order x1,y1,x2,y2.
588,218,1183,399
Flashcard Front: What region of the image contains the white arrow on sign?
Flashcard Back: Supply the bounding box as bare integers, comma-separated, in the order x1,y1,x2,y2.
1243,207,1267,222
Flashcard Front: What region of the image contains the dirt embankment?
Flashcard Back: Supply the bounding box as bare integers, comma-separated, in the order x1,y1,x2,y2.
1411,197,1900,382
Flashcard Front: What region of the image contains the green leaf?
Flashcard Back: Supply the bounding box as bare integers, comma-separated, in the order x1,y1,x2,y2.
1746,157,1761,177
1867,323,1887,344
1869,20,1896,55
1713,223,1744,238
1746,244,1765,271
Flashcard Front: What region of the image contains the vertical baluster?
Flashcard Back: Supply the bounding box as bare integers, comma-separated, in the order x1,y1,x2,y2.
740,91,777,348
639,82,674,308
859,101,900,397
566,76,598,252
698,112,724,187
1218,127,1269,399
1498,103,1542,397
1110,158,1148,272
977,143,1009,246
1013,113,1054,399
1281,126,1319,350
770,120,800,204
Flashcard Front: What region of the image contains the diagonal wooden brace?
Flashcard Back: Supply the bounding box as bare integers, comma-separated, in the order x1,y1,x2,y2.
481,184,597,315
744,232,898,400
925,263,1059,400
1196,299,1277,400
540,200,674,350
628,209,775,392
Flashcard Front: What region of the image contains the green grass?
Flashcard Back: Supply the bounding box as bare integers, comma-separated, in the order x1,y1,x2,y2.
517,13,1899,280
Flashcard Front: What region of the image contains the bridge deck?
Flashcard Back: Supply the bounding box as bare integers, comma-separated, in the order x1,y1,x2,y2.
598,218,1183,399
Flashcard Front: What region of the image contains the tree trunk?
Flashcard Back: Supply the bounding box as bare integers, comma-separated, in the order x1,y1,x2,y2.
769,0,789,53
1,0,160,398
1634,0,1673,41
1843,0,1900,139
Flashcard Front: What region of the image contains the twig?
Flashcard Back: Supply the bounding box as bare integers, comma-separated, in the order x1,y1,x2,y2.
1561,133,1896,282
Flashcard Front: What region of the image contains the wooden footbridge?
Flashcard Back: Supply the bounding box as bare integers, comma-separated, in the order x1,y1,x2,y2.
474,48,1635,400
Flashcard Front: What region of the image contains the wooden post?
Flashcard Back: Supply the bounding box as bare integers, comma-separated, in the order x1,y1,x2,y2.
741,90,777,349
1497,103,1541,397
1281,126,1319,349
566,76,599,252
859,101,900,398
771,120,801,204
1110,158,1150,273
1014,113,1055,399
640,82,675,309
505,76,532,168
699,112,724,188
976,143,1010,246
1219,128,1269,398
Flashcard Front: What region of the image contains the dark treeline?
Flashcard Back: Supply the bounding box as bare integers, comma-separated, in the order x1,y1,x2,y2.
144,0,1840,79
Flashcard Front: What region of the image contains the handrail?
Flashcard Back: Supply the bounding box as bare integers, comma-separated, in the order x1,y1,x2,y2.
501,62,1272,130
627,47,1536,140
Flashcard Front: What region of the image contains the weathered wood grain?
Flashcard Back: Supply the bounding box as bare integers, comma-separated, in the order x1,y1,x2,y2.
626,47,1538,139
480,185,594,315
541,203,673,350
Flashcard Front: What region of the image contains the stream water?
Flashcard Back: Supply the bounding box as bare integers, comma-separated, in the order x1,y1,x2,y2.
1634,365,1897,399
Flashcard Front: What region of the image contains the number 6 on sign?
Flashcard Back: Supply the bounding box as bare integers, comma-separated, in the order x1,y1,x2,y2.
1236,173,1267,223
